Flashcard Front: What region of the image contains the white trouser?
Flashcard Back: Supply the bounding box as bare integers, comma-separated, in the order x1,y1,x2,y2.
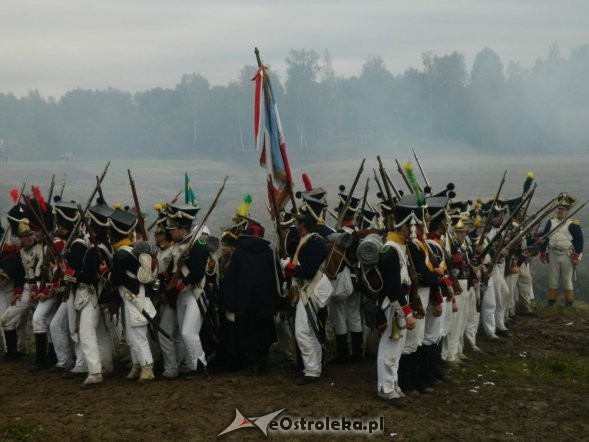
123,298,153,367
176,290,205,370
78,284,113,374
295,298,322,377
1,283,33,331
517,263,534,311
493,262,509,331
328,290,362,335
464,286,480,348
402,287,429,354
0,284,12,350
49,301,74,368
504,272,518,318
440,297,453,338
159,304,186,373
377,301,407,399
481,276,497,337
549,250,574,291
443,280,468,361
423,297,444,346
32,296,58,334
68,291,87,373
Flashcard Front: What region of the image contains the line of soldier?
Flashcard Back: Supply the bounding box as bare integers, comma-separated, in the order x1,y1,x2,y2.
0,172,583,400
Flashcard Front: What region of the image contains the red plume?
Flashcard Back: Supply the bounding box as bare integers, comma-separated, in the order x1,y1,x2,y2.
9,188,20,204
31,185,48,212
302,173,313,191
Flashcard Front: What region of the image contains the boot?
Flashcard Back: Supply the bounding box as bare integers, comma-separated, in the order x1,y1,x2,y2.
29,333,48,372
3,330,19,361
330,334,350,364
398,353,418,396
81,373,103,389
47,343,57,366
433,341,451,383
564,290,574,307
420,344,436,387
351,332,364,362
412,348,433,394
137,364,155,383
548,288,557,306
126,364,141,380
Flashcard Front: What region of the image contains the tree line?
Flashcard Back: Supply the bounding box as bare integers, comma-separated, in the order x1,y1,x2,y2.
0,45,587,162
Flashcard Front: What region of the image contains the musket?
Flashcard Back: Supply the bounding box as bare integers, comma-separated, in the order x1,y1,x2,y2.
476,182,538,261
58,175,66,199
477,170,507,246
412,148,431,190
255,47,297,213
96,176,106,203
146,190,183,233
64,161,110,251
395,159,414,193
1,178,27,250
335,158,365,230
47,174,56,204
127,169,147,241
355,177,370,227
377,156,398,225
383,167,402,200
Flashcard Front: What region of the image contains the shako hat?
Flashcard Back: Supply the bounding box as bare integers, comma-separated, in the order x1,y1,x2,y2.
53,198,80,231
109,205,137,236
556,192,576,209
166,203,199,230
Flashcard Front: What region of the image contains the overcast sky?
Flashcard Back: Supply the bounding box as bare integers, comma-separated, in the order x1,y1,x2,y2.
1,0,587,98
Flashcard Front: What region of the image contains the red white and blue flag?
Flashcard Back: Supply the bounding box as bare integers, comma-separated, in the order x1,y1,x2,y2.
253,67,293,213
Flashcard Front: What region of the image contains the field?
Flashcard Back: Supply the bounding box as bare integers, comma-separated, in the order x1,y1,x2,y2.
1,154,589,440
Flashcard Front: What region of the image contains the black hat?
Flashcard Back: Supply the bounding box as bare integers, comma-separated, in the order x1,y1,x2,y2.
279,211,295,228
556,192,576,209
221,230,238,248
241,221,266,238
166,204,199,230
53,200,80,231
503,196,523,215
394,195,425,228
109,206,137,236
152,203,168,235
358,208,378,229
425,196,449,221
335,185,361,221
295,194,328,224
480,199,507,217
88,198,114,229
6,204,27,235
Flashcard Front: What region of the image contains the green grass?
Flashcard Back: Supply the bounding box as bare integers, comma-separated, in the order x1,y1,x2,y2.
0,417,46,442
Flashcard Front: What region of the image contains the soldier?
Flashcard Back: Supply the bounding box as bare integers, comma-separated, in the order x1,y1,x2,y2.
376,196,416,404
0,216,25,361
283,195,331,384
100,205,156,383
540,192,583,306
61,199,115,387
1,206,43,367
328,187,363,364
164,204,210,379
222,221,280,375
153,204,185,380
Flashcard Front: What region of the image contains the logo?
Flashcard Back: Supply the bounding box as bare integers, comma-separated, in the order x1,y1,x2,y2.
217,408,286,437
218,409,384,437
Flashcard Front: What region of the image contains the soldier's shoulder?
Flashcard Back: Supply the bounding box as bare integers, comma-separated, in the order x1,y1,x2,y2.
380,244,396,258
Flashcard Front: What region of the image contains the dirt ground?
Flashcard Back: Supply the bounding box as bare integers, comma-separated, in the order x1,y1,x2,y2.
1,303,588,441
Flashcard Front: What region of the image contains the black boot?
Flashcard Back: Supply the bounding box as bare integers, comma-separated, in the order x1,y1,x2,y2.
398,353,416,395
3,330,19,361
47,343,57,366
351,332,364,362
433,341,450,382
413,347,433,393
29,333,48,372
330,334,350,364
420,344,436,387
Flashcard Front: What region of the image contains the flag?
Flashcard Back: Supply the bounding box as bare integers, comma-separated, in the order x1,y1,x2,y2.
185,173,198,206
253,67,293,215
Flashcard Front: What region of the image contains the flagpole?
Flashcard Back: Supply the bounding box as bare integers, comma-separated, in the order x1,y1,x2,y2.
255,47,297,214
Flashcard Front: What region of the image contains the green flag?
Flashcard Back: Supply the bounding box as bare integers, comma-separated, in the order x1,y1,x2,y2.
185,173,198,206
